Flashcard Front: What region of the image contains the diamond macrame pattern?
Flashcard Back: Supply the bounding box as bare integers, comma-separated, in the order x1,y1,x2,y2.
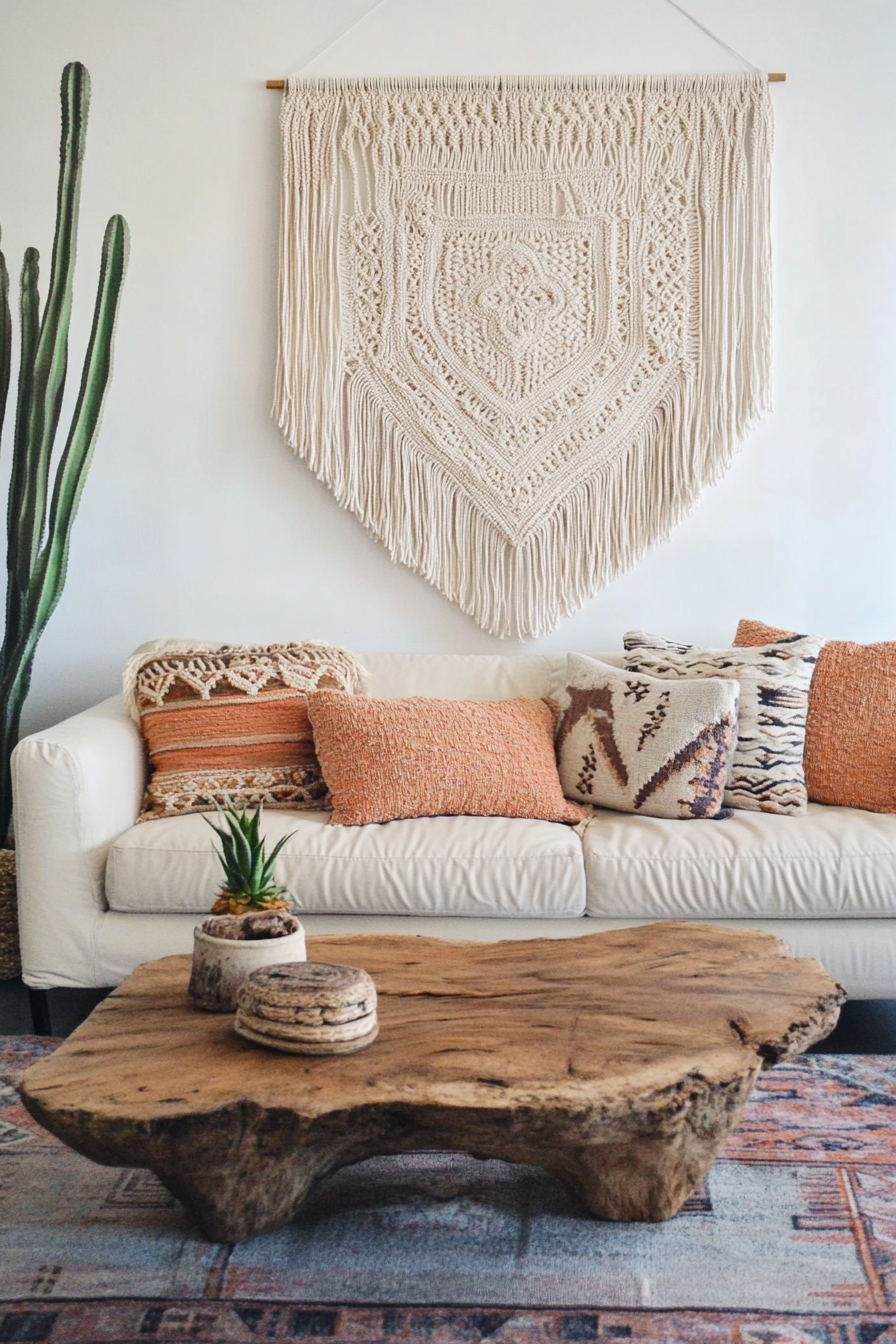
346,205,688,545
277,76,772,638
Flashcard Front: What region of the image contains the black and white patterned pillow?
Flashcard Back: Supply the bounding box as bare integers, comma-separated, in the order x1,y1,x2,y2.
622,631,824,816
557,654,739,819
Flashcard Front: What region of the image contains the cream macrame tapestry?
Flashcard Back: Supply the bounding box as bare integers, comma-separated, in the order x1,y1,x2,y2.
275,74,772,639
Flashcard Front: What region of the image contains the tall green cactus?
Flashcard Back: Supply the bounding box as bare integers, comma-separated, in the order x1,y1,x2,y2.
0,63,129,840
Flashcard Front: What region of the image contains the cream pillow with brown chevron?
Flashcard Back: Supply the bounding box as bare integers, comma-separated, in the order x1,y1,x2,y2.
556,654,739,820
622,631,825,816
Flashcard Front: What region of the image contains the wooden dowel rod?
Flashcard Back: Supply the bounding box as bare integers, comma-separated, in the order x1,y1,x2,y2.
267,73,785,88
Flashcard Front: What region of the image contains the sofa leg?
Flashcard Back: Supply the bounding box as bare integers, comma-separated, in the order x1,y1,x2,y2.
28,988,52,1036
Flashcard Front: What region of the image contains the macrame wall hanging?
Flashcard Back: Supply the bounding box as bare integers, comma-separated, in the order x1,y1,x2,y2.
275,70,772,639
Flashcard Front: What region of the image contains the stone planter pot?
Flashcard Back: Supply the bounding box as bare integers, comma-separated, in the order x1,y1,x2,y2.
188,916,306,1012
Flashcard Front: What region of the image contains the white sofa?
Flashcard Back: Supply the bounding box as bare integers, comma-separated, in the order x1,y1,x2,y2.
13,650,896,998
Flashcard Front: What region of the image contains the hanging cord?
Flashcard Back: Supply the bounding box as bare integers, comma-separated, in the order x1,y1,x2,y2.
269,0,776,86
660,0,762,74
294,0,392,75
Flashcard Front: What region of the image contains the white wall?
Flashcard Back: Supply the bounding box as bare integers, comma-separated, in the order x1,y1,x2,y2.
1,0,894,733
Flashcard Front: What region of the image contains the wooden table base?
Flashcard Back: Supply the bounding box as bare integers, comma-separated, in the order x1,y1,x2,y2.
21,923,844,1242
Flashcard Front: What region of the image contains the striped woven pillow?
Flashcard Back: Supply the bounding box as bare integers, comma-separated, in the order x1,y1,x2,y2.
623,630,823,816
734,618,896,813
125,642,365,822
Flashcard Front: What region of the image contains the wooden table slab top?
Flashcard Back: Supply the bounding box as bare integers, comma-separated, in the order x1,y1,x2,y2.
21,923,844,1242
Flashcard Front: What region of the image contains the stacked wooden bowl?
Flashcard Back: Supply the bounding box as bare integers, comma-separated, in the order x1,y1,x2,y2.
235,961,378,1055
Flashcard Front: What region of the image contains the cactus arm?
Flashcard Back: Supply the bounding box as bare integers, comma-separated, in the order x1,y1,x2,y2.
37,213,128,622
19,62,89,580
0,238,10,452
5,248,41,658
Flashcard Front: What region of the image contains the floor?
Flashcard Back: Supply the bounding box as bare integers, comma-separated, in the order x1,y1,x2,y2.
1,974,896,1047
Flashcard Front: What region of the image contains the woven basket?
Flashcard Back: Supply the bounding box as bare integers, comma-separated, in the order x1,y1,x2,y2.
0,849,20,980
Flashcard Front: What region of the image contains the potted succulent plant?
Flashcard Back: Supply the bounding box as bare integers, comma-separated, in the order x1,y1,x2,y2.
188,803,306,1012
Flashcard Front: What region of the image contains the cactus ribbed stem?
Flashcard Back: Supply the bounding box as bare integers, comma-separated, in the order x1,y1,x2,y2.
6,248,41,658
0,64,128,841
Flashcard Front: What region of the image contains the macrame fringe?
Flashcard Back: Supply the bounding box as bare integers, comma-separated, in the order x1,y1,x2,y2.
291,372,760,640
275,74,772,640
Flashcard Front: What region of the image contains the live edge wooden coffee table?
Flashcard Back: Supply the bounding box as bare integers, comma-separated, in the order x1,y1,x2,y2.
21,923,844,1243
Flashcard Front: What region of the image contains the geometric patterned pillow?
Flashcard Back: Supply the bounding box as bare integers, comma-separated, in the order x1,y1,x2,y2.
734,618,896,813
124,642,366,822
556,654,739,819
623,630,824,816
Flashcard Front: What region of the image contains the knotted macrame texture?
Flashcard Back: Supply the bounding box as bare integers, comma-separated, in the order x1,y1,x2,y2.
275,74,772,638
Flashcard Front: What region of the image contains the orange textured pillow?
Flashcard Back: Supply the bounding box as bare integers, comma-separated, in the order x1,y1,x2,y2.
734,619,896,813
306,692,587,827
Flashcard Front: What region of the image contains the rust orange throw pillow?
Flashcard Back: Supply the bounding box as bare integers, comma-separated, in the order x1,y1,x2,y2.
306,692,587,826
734,619,896,813
127,642,365,821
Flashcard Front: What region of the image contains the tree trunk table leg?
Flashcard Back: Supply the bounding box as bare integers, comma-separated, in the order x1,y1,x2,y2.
552,1065,762,1222
143,1119,391,1243
151,1149,343,1244
561,1137,725,1223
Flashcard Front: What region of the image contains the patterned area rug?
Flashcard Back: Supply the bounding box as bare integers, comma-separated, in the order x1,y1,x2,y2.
2,1037,896,1342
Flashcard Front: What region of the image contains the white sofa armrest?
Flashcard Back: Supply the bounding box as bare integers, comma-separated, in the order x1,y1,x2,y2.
12,694,146,988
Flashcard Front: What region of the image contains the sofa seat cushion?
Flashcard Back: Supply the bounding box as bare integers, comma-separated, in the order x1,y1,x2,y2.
105,811,586,918
582,802,896,919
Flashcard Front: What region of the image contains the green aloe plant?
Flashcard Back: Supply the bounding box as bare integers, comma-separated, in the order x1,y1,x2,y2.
205,803,298,915
0,62,128,841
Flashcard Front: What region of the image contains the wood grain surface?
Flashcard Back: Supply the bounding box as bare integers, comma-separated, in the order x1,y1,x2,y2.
20,923,844,1241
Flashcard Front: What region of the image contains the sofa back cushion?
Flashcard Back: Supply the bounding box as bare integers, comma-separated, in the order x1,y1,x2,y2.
126,647,625,706
357,651,623,700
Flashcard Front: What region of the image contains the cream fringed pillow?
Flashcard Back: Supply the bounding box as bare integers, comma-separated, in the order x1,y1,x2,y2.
306,692,587,827
126,642,366,821
556,654,738,819
735,618,896,813
623,630,824,816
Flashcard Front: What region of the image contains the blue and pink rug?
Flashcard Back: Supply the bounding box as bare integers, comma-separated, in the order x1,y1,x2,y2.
2,1035,896,1342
